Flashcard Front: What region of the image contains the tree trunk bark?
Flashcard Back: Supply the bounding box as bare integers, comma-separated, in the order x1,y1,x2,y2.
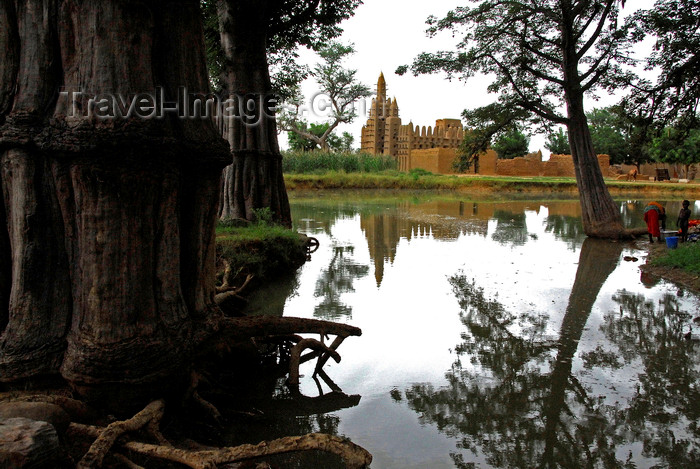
566,95,626,238
0,0,229,402
559,5,626,239
216,0,291,227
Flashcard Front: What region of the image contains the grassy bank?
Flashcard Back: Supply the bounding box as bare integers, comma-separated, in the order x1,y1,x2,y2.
284,171,700,196
216,218,308,286
651,242,700,274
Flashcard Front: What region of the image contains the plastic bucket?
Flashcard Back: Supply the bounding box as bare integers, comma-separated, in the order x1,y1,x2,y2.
665,236,679,249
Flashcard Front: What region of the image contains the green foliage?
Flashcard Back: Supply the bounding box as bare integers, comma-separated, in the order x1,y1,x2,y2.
287,122,354,152
453,104,531,172
546,127,570,155
492,129,529,160
630,0,700,129
587,107,630,164
454,130,487,173
216,222,305,282
278,42,370,151
652,242,700,274
649,127,700,177
251,207,274,226
282,150,397,174
200,0,361,97
398,1,634,128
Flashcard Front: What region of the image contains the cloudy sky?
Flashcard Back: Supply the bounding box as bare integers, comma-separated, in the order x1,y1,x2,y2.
285,0,657,155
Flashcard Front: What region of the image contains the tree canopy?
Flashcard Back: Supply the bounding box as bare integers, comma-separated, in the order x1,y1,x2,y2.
201,0,362,96
492,129,530,159
649,127,700,178
278,42,370,152
630,0,700,129
287,121,355,152
545,127,571,155
398,0,638,237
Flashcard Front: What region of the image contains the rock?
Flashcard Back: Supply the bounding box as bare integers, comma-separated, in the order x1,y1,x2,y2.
0,417,62,468
0,402,70,439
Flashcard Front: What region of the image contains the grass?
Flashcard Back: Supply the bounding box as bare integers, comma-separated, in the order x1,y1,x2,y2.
216,212,307,283
284,169,700,195
651,242,700,274
282,150,397,174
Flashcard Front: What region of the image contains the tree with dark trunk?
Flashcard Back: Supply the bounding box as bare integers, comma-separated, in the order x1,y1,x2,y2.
278,42,371,152
398,0,641,238
212,0,361,225
0,3,372,464
0,0,231,397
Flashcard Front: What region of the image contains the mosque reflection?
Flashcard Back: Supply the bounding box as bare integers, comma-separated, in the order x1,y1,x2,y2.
392,238,700,468
292,197,589,290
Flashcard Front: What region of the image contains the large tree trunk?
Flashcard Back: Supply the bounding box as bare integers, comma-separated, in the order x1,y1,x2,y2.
216,0,292,227
566,94,625,238
0,0,229,401
560,5,626,239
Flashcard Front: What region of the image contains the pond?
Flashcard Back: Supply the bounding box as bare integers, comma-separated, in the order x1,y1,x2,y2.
231,193,700,469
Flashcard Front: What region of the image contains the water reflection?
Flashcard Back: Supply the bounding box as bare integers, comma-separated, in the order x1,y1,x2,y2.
394,237,700,468
313,245,369,320
491,210,529,245
290,197,602,289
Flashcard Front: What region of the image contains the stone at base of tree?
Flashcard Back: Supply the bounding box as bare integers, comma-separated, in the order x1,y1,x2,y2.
0,402,71,439
0,417,62,468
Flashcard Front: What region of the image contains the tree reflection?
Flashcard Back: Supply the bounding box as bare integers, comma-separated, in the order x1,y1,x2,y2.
544,214,584,248
313,245,369,320
395,238,691,468
490,210,529,245
596,290,700,466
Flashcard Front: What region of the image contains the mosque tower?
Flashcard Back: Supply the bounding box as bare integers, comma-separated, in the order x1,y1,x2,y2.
361,73,394,154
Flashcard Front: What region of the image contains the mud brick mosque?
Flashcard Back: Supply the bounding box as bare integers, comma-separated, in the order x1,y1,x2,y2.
360,73,468,173
359,73,686,180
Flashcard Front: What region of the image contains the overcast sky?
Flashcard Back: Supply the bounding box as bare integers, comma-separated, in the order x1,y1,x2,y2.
284,0,657,155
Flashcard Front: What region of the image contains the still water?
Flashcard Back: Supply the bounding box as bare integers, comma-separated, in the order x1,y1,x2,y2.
239,193,700,469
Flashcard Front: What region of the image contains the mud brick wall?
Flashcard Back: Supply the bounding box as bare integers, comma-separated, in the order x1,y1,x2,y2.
496,154,610,177
410,148,458,174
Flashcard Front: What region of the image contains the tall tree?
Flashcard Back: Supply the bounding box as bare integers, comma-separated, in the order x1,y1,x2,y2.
546,127,571,155
287,121,355,152
631,0,700,130
492,129,530,159
649,127,700,178
454,103,530,172
0,0,230,396
214,1,361,225
398,0,639,238
278,42,370,152
587,107,629,164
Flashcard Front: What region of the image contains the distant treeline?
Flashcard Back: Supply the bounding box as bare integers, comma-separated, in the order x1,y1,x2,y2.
282,150,397,174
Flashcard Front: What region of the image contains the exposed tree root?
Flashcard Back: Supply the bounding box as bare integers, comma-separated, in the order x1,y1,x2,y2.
76,399,166,469
185,371,221,424
214,273,254,309
217,315,362,343
288,338,341,386
71,402,372,469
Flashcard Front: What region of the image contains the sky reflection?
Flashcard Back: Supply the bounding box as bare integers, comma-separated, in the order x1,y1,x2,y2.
242,193,700,469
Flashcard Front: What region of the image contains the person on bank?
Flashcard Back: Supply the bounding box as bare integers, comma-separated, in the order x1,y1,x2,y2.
644,201,666,243
677,199,692,242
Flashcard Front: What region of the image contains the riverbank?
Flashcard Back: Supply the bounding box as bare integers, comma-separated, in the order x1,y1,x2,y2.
640,241,700,293
284,172,700,196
